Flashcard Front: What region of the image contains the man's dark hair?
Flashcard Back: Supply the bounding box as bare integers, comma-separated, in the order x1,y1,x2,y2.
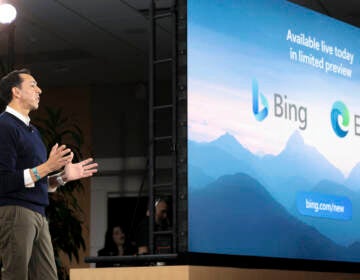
0,69,31,112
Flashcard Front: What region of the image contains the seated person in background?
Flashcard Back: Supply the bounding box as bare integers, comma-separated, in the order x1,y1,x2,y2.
135,198,171,255
97,224,135,267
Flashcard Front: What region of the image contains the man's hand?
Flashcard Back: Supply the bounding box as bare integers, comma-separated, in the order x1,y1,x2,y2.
32,144,73,182
63,155,98,182
45,144,72,173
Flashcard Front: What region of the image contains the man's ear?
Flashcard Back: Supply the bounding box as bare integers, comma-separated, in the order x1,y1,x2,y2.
11,87,20,99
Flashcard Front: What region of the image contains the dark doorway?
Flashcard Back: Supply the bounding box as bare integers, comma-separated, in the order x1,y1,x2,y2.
107,196,149,244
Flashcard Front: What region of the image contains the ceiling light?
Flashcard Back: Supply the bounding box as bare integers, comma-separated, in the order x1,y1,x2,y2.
0,3,17,24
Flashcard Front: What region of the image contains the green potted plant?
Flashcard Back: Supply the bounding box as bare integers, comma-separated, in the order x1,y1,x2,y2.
35,107,86,280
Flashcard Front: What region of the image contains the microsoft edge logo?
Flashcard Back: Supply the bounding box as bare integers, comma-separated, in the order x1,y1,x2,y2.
331,101,350,138
252,79,268,121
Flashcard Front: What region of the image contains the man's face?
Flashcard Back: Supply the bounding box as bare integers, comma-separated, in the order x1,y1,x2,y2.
155,201,168,225
15,73,42,112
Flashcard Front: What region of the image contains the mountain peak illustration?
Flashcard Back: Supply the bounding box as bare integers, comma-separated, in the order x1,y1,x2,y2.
269,131,344,184
211,132,242,146
190,130,344,189
209,132,255,162
285,130,305,151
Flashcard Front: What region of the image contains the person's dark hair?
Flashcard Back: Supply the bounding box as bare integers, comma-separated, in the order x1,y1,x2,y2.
102,225,121,254
99,224,135,256
0,69,31,112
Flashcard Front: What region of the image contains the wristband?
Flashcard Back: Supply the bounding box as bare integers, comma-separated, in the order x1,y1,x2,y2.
32,167,41,181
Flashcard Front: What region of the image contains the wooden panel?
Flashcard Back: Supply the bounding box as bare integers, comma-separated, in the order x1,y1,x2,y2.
70,265,360,280
70,265,189,280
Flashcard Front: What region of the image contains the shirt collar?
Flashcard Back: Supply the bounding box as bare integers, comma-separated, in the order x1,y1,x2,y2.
5,106,31,126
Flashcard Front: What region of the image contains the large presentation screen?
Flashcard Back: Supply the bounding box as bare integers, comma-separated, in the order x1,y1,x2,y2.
188,0,360,262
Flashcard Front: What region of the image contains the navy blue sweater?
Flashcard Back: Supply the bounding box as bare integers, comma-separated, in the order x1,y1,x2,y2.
0,112,48,216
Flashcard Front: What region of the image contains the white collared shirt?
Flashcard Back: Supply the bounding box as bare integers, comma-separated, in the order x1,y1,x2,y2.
6,106,30,126
5,106,35,188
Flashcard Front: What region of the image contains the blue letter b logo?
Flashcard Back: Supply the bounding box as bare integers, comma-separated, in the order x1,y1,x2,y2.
252,79,268,121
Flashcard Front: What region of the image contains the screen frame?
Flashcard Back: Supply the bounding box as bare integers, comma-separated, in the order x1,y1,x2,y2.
183,0,360,271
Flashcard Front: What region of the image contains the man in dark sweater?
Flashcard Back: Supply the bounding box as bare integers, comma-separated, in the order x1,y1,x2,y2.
0,69,98,280
135,198,171,255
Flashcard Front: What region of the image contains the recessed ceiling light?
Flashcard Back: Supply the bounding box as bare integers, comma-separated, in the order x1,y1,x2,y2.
0,4,17,24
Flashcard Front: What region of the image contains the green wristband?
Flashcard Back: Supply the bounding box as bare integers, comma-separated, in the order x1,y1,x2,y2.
32,167,41,180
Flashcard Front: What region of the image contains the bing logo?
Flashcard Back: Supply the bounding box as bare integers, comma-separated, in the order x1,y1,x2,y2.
251,79,307,130
331,101,350,138
252,79,269,121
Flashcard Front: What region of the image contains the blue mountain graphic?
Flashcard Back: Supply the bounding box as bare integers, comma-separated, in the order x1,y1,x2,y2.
346,163,360,191
189,173,359,261
269,176,312,210
189,131,359,245
209,132,255,161
291,180,360,246
188,164,214,189
190,131,345,188
188,137,259,185
259,131,344,187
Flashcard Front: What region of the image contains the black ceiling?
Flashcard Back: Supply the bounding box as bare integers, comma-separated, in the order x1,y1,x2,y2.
0,0,358,88
290,0,360,28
